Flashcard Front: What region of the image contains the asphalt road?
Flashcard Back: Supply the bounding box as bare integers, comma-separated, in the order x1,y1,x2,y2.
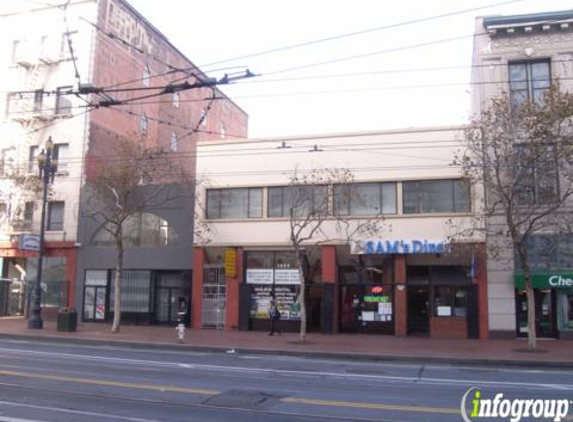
0,338,571,422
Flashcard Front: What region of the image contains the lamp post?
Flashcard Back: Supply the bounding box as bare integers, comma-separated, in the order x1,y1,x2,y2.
28,137,58,329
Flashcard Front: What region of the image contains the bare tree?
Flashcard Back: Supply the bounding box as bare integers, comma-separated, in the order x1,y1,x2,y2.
456,86,573,350
284,167,386,343
84,136,192,333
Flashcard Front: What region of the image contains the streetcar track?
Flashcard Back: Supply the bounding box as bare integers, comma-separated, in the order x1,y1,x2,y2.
0,382,416,422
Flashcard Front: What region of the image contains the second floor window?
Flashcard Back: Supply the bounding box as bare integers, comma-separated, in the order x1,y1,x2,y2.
509,60,551,108
47,201,64,231
334,182,396,216
403,179,470,214
53,143,68,170
207,188,262,219
268,185,328,218
515,144,558,205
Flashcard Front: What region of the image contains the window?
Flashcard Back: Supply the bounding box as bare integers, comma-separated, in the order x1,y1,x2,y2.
110,270,152,313
200,108,207,126
334,182,396,216
60,31,78,59
33,90,43,113
91,212,179,247
142,65,150,87
206,188,263,219
220,123,226,139
47,201,64,231
140,114,148,134
403,179,470,214
53,143,68,170
1,147,15,176
516,235,573,271
23,202,34,228
55,87,72,115
509,61,551,108
434,286,468,317
171,132,178,151
173,92,180,108
28,146,39,173
515,144,558,205
268,185,328,218
11,40,20,64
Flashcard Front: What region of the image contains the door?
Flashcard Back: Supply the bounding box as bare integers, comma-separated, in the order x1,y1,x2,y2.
516,289,557,338
83,286,107,321
407,286,430,334
154,272,189,324
202,264,226,329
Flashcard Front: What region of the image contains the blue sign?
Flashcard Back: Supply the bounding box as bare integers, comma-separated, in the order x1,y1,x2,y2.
352,239,451,255
18,234,40,252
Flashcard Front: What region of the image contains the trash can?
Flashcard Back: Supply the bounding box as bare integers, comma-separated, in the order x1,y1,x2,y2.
57,308,77,332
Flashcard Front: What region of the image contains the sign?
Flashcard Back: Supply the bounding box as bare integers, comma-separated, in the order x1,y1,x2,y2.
515,273,573,290
249,285,300,320
224,248,237,278
246,268,301,285
351,239,451,255
274,269,301,285
18,234,40,252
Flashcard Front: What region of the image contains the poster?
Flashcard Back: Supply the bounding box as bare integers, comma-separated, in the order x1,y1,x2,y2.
249,285,300,320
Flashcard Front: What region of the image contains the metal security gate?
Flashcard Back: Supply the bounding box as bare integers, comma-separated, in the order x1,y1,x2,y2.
202,263,226,329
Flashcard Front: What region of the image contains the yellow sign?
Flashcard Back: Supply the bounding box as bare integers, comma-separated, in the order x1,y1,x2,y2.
225,248,237,278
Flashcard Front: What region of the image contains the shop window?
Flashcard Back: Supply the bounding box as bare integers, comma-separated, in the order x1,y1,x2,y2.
206,187,262,219
403,179,470,214
268,185,328,218
26,257,68,307
334,182,396,216
559,292,573,330
110,270,152,313
509,60,551,108
90,212,179,247
433,286,468,317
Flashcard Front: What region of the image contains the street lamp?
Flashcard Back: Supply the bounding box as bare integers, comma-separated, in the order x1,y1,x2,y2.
28,136,58,329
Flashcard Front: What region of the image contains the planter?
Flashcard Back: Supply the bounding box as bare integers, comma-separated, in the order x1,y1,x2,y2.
57,309,77,332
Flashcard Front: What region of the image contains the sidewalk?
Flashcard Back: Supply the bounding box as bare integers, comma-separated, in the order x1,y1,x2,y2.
0,316,571,367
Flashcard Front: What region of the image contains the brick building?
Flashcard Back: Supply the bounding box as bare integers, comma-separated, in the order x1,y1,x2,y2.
0,0,247,324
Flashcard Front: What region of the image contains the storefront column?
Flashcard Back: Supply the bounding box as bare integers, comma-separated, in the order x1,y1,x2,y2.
321,245,337,334
474,245,489,340
225,248,243,331
394,254,407,337
192,247,205,329
64,247,77,309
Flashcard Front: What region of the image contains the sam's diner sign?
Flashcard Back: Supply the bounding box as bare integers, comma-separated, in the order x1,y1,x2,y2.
515,273,573,290
351,239,451,255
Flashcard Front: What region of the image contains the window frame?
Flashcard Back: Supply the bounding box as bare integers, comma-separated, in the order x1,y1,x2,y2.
515,143,559,205
267,185,329,218
509,60,551,108
47,201,64,231
206,187,263,220
333,182,397,216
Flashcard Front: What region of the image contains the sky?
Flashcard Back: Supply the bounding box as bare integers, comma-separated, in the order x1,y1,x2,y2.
106,0,573,138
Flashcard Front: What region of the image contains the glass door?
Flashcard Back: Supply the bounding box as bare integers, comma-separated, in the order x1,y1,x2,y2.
516,290,557,338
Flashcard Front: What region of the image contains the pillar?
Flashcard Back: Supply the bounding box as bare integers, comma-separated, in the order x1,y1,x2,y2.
192,247,205,329
394,254,407,337
474,244,489,340
321,245,337,334
225,248,243,330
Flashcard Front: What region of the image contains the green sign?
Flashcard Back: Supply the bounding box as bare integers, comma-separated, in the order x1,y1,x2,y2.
514,273,573,290
363,295,389,303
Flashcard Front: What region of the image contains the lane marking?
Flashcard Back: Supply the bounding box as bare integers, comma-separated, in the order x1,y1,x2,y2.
0,369,219,396
281,397,460,414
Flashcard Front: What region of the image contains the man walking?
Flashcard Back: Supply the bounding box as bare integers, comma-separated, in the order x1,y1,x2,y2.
268,297,281,336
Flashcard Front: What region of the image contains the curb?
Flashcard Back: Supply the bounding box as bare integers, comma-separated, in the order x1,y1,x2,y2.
1,333,572,369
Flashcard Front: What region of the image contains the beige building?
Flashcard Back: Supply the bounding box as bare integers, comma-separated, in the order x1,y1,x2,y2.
471,10,573,339
194,127,487,338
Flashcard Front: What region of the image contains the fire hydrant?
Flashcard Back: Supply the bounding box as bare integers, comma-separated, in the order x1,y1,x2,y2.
175,322,185,342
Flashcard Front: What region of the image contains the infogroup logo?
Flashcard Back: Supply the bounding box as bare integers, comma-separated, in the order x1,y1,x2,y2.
460,387,571,422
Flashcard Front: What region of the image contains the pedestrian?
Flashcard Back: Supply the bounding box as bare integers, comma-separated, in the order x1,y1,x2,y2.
268,297,281,336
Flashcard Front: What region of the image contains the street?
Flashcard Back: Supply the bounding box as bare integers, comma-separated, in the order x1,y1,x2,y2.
0,338,571,422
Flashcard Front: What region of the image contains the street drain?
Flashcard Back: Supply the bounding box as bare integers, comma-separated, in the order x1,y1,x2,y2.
202,390,283,410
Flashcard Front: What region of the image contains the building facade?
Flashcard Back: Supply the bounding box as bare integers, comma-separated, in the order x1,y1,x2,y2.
0,0,248,323
471,10,573,339
193,128,488,339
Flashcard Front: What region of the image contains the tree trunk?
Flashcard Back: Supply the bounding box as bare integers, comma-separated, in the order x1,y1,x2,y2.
111,231,123,333
298,262,307,344
525,277,537,351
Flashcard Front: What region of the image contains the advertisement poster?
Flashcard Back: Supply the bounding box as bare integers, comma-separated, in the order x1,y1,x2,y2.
250,285,301,320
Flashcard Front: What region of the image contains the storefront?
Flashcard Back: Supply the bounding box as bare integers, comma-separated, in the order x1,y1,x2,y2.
515,273,573,339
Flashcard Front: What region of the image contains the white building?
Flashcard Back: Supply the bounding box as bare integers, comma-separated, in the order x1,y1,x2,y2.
193,127,487,338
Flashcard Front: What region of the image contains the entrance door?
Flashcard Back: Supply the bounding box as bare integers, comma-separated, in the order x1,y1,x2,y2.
155,272,189,324
83,286,107,321
407,286,430,334
202,264,226,329
516,290,557,338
